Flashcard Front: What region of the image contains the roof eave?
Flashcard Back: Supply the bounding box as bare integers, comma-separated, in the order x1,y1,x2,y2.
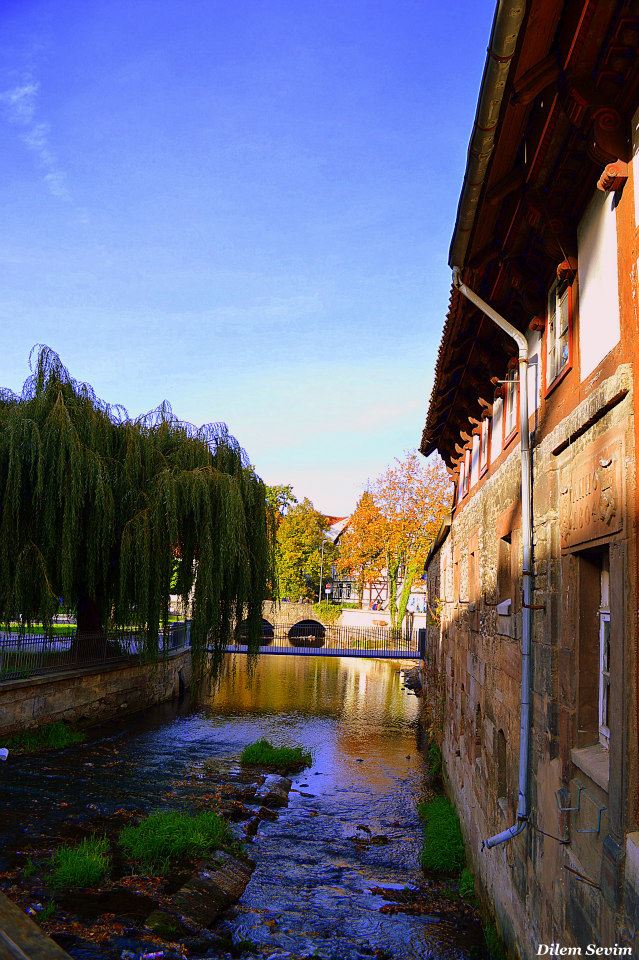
448,0,527,270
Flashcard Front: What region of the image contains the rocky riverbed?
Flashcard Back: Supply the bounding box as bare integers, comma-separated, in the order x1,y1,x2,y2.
0,656,488,960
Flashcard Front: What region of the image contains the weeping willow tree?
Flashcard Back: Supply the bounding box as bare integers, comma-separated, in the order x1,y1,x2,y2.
0,346,274,671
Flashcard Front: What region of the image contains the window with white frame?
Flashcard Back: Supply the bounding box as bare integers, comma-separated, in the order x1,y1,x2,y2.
599,554,611,748
457,459,465,504
547,278,571,386
479,417,490,474
462,448,470,498
504,369,518,439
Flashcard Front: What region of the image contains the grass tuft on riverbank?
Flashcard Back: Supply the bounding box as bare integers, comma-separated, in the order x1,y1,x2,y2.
418,796,465,874
119,810,236,873
49,837,110,891
7,721,85,754
240,738,312,773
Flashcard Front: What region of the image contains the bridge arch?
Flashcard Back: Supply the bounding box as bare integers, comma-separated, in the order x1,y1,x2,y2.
235,618,275,646
288,619,326,648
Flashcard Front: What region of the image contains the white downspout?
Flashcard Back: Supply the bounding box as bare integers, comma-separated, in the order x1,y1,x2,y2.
452,266,533,849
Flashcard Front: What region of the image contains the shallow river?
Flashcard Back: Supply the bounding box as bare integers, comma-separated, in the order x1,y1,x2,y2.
0,655,484,959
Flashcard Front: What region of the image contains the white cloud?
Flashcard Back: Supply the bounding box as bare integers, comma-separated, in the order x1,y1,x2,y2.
0,79,70,201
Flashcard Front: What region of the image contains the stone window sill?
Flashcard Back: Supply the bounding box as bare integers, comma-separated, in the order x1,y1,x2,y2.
571,743,609,793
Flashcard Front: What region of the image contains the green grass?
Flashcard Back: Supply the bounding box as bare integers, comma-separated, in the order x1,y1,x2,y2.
459,867,475,899
418,796,466,875
2,623,75,636
49,837,110,891
6,721,85,754
240,738,312,773
37,902,56,923
119,810,236,874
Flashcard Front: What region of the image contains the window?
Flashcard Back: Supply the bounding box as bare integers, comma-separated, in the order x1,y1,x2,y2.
462,449,470,497
599,554,611,747
504,368,518,440
479,417,491,475
458,449,470,501
497,533,512,610
546,278,571,386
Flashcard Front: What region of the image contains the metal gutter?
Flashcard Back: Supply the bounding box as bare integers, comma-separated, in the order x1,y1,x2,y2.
452,268,533,850
448,0,527,269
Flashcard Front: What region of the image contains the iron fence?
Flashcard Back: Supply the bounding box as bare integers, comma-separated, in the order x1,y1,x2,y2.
0,621,191,683
225,622,424,659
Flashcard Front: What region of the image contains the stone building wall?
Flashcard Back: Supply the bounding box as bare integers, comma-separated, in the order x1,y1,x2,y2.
425,364,638,955
0,648,192,737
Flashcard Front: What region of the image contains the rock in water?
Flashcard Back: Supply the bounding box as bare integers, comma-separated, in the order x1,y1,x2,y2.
145,852,254,934
253,774,292,808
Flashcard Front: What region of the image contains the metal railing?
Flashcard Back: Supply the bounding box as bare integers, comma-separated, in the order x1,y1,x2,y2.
0,621,191,684
224,623,424,659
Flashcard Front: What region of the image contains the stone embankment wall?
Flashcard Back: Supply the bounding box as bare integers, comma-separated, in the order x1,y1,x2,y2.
0,648,191,737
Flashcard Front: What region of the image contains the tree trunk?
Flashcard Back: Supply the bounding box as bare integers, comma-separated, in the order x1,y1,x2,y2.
72,596,108,660
396,560,419,634
387,551,400,632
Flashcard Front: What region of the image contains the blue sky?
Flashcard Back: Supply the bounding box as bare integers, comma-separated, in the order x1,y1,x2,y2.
0,0,494,515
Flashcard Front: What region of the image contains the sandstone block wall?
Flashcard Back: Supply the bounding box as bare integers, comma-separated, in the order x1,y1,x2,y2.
0,648,192,737
424,366,638,956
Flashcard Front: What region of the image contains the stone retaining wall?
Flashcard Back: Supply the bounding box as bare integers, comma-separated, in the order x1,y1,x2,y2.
0,648,192,737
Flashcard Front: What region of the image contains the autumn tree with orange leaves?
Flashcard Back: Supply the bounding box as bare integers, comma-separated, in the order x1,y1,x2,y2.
338,452,451,630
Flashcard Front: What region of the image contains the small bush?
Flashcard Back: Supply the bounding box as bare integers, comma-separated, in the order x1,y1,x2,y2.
427,742,442,781
459,866,475,898
7,721,85,754
312,601,342,624
484,922,507,960
119,810,235,874
49,837,110,891
418,796,465,874
240,738,312,773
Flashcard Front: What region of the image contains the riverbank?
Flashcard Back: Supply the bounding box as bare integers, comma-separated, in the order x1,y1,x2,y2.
0,655,489,959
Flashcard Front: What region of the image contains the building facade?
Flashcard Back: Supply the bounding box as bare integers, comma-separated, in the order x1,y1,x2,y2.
421,1,639,954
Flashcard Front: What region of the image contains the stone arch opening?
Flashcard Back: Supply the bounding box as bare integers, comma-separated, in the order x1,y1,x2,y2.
288,619,326,648
235,618,275,646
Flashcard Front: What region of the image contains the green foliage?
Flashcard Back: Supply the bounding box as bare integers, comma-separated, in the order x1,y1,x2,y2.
0,347,273,669
276,499,335,601
49,837,110,891
418,796,466,874
312,601,341,624
265,484,297,518
7,721,85,754
426,742,443,782
484,922,507,960
22,858,37,879
240,738,312,773
37,902,56,923
459,867,475,899
119,810,235,874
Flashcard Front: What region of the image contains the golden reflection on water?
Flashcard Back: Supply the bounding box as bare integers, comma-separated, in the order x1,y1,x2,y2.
207,654,420,792
209,654,415,720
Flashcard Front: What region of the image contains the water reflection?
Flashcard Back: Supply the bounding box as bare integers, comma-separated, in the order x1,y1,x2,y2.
0,655,482,959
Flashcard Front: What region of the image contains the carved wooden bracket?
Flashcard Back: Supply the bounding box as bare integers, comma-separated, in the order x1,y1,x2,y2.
557,257,578,282
512,54,561,105
597,160,629,192
529,316,545,332
590,107,631,164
